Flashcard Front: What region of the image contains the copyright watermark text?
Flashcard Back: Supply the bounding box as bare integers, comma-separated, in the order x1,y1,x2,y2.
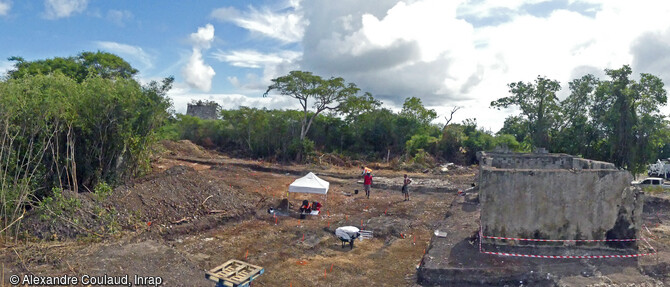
8,274,163,286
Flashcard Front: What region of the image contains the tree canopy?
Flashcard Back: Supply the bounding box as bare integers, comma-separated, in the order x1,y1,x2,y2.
264,70,361,160
494,65,668,174
7,51,138,82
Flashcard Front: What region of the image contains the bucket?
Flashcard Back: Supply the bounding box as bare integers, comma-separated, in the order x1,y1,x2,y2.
354,189,359,194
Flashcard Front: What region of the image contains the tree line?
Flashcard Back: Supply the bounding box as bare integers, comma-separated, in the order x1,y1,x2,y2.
493,65,669,175
167,65,669,176
164,71,525,165
0,52,172,237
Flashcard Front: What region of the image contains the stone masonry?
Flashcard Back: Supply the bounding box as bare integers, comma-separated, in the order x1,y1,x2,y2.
477,151,644,248
186,102,218,120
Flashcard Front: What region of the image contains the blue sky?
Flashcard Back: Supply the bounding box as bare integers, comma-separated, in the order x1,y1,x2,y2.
2,0,670,131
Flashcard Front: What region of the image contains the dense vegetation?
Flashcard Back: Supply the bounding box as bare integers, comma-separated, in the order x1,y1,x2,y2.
0,52,172,237
493,65,669,175
164,97,523,165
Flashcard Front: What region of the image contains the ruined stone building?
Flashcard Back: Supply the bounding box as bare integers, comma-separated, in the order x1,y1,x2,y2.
477,151,643,249
186,101,219,120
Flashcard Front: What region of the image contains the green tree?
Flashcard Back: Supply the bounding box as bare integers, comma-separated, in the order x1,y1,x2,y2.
400,97,437,125
491,76,561,148
338,92,381,122
264,71,361,161
552,74,601,157
7,51,138,82
592,65,667,172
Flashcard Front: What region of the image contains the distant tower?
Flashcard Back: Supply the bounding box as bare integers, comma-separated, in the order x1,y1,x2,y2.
186,100,219,120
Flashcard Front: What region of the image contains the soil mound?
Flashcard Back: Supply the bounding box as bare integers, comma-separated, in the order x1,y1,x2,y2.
23,165,260,239
159,140,212,158
110,165,260,227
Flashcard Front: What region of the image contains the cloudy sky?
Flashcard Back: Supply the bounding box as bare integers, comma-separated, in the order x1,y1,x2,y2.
1,0,670,131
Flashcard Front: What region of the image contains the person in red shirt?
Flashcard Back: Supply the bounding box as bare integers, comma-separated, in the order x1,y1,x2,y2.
311,201,322,212
361,166,373,199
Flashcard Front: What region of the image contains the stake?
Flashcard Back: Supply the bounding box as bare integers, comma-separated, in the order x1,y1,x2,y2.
324,268,327,279
245,250,248,259
275,217,278,225
302,234,305,242
330,263,333,272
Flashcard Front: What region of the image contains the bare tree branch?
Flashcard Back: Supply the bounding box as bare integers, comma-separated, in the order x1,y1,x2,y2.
444,106,462,126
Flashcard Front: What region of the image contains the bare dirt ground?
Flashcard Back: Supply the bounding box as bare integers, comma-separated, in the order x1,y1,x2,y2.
2,140,669,286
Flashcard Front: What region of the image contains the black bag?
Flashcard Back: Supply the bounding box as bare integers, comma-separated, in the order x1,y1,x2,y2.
354,189,359,194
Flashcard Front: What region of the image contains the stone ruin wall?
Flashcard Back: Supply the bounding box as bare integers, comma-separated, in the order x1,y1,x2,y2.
478,151,643,248
186,104,218,120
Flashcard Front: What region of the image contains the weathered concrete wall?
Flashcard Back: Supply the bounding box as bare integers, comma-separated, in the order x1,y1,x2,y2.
478,152,643,247
479,152,616,170
186,104,218,120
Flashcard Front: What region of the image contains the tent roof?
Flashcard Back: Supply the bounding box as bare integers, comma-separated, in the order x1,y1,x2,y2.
289,172,329,194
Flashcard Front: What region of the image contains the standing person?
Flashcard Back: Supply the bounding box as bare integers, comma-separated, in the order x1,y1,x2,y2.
402,174,412,201
361,166,373,199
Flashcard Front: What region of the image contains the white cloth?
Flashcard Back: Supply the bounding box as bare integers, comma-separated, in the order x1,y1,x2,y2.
335,226,360,241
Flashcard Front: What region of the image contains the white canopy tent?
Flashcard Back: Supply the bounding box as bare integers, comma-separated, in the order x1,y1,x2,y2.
287,172,329,214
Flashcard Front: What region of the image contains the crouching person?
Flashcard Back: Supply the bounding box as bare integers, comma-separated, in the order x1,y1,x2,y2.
299,200,311,219
335,226,360,249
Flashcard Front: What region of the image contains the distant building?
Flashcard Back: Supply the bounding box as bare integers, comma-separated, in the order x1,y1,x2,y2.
186,100,219,119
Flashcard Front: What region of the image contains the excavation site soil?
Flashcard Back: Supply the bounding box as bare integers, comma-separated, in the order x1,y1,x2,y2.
2,140,670,286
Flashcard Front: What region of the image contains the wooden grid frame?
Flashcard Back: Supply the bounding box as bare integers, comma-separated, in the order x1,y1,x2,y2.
206,259,264,287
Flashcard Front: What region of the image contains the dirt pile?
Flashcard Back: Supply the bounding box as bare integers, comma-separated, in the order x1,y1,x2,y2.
22,165,260,240
109,165,261,228
158,140,213,158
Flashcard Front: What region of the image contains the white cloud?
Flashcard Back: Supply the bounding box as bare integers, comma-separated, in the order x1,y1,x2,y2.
95,41,153,71
212,50,298,68
297,0,670,130
183,49,216,92
212,49,301,91
0,1,11,16
44,0,88,19
211,0,670,131
182,24,216,92
0,60,14,78
189,23,215,49
211,3,307,43
167,82,299,114
106,9,133,26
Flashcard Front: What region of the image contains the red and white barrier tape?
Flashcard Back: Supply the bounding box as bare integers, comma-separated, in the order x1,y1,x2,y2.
480,250,656,259
479,224,657,259
641,236,656,254
481,235,638,242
